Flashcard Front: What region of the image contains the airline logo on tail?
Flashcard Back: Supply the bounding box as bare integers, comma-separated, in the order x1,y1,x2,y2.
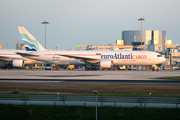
18,27,46,51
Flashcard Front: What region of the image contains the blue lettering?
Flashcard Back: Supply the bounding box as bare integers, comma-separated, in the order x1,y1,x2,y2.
125,55,130,59
104,55,108,59
114,53,117,59
101,55,104,59
100,53,133,59
108,55,110,59
120,54,124,59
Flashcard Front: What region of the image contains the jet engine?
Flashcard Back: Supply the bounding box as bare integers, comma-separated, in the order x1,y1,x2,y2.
12,60,24,68
100,60,113,68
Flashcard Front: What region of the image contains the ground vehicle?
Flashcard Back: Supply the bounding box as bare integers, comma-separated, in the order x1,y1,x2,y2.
34,64,45,69
118,65,126,70
127,65,137,70
67,65,75,69
45,63,52,70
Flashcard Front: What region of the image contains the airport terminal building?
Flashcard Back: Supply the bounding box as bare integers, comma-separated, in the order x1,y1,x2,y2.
122,30,166,50
87,30,179,52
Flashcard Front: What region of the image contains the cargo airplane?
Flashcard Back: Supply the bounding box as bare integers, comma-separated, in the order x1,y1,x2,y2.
17,27,166,69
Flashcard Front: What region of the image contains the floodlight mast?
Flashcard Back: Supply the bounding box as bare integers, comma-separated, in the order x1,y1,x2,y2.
41,20,49,49
138,17,145,51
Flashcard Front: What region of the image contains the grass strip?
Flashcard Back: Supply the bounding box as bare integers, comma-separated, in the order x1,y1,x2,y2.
0,83,180,97
159,76,180,80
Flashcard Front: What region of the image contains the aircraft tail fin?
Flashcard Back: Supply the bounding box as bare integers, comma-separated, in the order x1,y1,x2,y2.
18,27,46,51
111,43,114,51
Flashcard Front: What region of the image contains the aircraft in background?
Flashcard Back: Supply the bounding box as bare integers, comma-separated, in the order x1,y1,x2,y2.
17,26,166,69
0,50,45,68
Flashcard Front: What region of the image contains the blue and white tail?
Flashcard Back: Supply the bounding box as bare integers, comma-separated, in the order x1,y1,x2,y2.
18,27,46,51
111,43,114,51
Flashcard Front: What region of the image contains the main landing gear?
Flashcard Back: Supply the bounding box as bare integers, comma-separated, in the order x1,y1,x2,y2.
85,66,98,71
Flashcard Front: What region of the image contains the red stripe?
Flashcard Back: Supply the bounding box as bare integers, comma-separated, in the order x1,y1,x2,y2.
64,54,100,56
45,54,101,56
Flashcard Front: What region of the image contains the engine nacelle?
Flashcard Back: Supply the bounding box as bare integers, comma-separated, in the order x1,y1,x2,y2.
12,60,24,68
100,60,113,68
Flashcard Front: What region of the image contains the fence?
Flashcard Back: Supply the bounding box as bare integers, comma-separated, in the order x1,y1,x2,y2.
0,94,180,107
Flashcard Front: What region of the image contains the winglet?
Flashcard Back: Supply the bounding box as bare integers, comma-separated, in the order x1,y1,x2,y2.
18,27,46,51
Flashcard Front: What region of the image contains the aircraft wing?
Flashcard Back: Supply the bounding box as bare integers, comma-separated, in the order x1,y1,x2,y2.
59,54,98,60
59,54,101,64
0,56,12,61
0,56,11,59
16,52,39,58
0,55,24,62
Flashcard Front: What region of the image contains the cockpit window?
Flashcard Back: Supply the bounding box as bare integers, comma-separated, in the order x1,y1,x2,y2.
157,55,162,57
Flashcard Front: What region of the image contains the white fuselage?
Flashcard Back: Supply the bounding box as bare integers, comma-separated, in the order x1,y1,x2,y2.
25,50,166,66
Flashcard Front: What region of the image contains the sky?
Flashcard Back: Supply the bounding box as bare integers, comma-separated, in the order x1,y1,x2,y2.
0,0,180,49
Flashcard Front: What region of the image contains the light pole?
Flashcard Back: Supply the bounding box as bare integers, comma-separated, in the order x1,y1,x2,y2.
170,53,172,71
138,17,145,51
164,36,167,50
92,91,98,120
41,20,49,49
134,35,136,42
